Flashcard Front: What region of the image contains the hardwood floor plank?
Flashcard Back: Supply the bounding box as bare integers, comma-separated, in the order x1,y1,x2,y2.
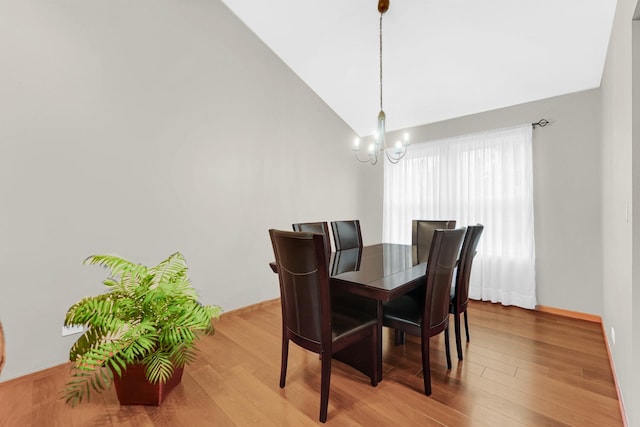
547,366,619,400
428,371,567,427
481,367,621,426
513,368,622,423
190,364,281,427
462,367,607,427
468,325,610,376
464,343,550,376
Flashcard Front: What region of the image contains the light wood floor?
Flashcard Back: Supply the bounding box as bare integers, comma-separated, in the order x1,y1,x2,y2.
0,300,624,426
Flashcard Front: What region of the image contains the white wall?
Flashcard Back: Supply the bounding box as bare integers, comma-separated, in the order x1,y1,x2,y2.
0,0,374,381
601,0,639,424
382,89,603,315
634,18,640,427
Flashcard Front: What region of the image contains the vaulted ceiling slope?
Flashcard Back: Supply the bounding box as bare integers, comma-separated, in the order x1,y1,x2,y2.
222,0,616,136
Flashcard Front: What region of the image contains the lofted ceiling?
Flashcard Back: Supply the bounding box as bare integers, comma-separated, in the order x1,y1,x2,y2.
221,0,616,137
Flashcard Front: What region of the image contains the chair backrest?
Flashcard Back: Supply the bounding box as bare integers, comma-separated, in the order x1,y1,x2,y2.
412,220,457,264
292,222,332,255
452,224,484,313
422,228,465,336
269,229,330,347
331,220,363,251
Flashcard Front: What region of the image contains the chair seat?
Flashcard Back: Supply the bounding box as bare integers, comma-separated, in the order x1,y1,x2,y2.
332,310,377,342
382,295,422,329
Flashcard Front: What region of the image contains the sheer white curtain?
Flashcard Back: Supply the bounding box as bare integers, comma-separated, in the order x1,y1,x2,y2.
383,124,536,309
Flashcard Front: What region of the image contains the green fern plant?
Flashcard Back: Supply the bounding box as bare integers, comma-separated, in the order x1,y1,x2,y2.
61,252,222,406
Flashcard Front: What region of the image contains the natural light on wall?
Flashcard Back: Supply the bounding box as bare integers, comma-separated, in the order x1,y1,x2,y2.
382,124,537,309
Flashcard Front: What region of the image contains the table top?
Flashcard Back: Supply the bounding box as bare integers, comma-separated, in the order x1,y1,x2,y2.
330,243,426,302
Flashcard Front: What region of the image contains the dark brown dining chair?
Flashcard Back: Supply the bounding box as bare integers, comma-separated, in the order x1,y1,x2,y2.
292,221,332,255
412,220,457,264
450,224,484,361
330,220,363,250
395,220,457,345
269,229,378,423
383,228,465,396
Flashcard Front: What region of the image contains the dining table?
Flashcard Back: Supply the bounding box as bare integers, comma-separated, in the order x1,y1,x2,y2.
270,243,427,382
329,243,426,381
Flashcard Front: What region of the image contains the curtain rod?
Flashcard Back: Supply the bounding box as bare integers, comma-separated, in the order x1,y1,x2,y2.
532,119,549,128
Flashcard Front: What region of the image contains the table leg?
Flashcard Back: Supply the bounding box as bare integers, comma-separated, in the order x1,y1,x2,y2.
331,291,381,383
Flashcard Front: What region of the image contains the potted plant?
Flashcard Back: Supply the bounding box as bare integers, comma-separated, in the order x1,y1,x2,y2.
61,252,221,406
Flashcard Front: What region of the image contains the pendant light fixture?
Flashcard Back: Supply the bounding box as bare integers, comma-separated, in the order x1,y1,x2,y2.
353,0,409,165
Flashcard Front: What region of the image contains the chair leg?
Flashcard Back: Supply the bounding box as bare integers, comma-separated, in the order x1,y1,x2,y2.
319,351,331,423
454,312,463,361
279,335,289,388
444,326,452,370
370,328,378,387
464,310,470,342
421,335,432,396
394,329,405,346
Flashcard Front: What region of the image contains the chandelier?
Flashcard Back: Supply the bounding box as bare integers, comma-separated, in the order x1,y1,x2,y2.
353,0,409,165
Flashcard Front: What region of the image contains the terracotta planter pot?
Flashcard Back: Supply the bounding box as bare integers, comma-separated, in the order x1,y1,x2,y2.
112,364,184,406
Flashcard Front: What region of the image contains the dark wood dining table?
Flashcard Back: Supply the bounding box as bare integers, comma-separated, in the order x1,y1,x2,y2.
330,243,426,301
328,243,426,381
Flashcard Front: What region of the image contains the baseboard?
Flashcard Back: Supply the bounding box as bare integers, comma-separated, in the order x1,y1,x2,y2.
0,361,72,386
600,323,629,427
600,322,628,427
535,305,601,323
220,298,280,318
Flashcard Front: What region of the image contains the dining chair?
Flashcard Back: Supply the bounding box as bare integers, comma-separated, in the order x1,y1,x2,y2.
292,221,332,255
412,219,457,264
330,220,363,250
450,224,484,361
269,229,378,423
382,228,465,396
395,220,457,345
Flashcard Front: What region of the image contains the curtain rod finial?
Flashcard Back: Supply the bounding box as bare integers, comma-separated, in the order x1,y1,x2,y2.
532,119,549,128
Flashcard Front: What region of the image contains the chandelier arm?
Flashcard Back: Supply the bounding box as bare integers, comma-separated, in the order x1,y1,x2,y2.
385,154,400,164
354,150,379,165
383,145,408,164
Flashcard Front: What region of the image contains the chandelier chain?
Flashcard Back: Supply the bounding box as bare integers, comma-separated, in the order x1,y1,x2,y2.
379,13,383,111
